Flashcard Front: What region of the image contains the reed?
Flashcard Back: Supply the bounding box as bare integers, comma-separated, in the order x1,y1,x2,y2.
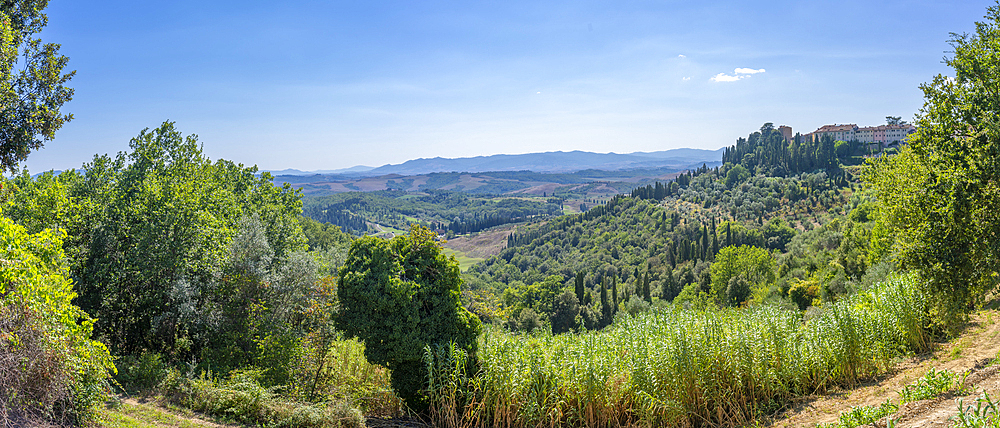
426,272,932,427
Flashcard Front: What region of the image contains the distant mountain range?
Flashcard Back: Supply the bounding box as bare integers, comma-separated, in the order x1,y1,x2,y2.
268,148,725,177
267,148,725,196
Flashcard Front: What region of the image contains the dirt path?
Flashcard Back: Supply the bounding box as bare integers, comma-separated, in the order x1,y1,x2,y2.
105,396,240,428
370,222,396,238
767,309,1000,428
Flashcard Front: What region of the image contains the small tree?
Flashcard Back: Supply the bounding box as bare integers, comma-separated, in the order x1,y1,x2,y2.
710,245,775,306
336,225,481,410
1,1,76,172
550,289,580,334
865,2,1000,325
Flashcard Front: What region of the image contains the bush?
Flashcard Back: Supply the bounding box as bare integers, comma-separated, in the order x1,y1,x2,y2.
159,369,365,428
0,218,115,425
116,351,169,394
337,225,481,410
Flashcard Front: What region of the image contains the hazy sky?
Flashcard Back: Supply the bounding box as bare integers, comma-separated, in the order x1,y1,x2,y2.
22,0,990,172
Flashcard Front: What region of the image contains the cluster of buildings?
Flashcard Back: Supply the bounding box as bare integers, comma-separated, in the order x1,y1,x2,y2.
777,123,917,149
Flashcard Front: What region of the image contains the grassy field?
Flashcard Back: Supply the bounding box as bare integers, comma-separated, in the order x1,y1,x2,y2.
441,247,485,272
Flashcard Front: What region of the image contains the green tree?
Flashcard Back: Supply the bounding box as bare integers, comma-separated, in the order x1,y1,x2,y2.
299,215,352,251
574,271,585,303
0,218,114,424
74,122,306,357
834,140,851,159
725,275,751,307
336,225,481,410
0,1,75,172
549,289,580,334
710,245,775,306
885,116,908,126
865,3,1000,324
641,271,652,302
725,164,751,188
763,218,796,250
599,276,611,326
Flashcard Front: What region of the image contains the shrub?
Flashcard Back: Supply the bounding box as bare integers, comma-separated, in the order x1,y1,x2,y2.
337,225,481,410
159,369,365,428
116,351,169,394
0,218,115,425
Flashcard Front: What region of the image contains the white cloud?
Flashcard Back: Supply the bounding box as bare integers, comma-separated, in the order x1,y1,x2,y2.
710,73,743,82
711,67,766,82
677,54,686,58
682,77,691,81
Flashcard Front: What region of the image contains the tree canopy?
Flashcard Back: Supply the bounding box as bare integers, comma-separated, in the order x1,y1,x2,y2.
710,245,776,306
0,0,75,173
337,225,481,410
865,2,1000,322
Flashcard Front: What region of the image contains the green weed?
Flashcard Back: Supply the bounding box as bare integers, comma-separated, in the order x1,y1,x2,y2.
157,369,365,428
899,367,968,403
954,393,1000,427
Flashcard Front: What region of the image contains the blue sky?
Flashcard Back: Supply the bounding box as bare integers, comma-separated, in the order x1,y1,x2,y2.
23,0,990,172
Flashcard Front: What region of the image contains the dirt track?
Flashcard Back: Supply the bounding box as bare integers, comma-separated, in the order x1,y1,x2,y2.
767,309,1000,428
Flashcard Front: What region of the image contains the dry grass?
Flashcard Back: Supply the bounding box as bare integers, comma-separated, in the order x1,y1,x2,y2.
441,225,516,259
0,300,73,428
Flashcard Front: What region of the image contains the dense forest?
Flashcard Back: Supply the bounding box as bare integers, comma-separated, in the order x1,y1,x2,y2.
463,164,866,331
302,190,563,235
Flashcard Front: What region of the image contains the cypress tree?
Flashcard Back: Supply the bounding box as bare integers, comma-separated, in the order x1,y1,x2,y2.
662,271,677,302
668,243,676,269
643,271,652,302
600,277,611,326
701,227,709,261
612,275,618,312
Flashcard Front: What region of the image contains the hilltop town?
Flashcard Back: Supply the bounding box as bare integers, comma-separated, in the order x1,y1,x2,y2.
775,120,916,150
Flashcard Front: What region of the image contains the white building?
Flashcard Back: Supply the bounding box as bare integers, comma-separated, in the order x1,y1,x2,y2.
804,123,915,148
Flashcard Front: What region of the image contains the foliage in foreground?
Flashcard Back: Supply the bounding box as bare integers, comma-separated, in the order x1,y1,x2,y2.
820,367,969,428
0,218,115,425
3,122,373,425
157,369,366,428
864,1,1000,327
956,392,1000,428
425,272,931,428
338,225,481,410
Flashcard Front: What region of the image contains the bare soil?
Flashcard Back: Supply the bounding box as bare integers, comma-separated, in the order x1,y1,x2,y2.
442,224,518,259
766,308,1000,428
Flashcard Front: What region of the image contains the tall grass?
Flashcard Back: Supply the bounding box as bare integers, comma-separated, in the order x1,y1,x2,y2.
158,368,366,428
426,272,932,427
118,335,400,427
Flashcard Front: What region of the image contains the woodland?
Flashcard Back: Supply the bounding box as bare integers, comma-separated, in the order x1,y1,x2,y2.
2,2,1000,428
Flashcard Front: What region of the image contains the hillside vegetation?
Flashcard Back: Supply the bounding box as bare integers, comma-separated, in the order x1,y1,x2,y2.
2,3,999,428
302,190,563,236
464,164,866,331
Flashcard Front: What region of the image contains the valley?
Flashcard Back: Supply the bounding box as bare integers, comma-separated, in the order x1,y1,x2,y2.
3,3,1000,427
